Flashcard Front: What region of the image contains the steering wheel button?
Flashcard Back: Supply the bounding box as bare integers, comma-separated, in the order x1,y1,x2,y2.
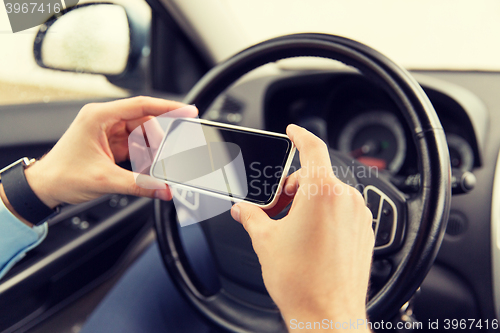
380,231,390,241
365,189,382,219
376,200,396,247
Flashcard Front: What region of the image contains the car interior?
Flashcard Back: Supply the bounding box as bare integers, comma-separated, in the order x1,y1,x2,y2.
1,1,499,332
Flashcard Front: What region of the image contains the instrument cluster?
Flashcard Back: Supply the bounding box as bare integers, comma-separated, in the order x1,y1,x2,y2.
264,73,479,180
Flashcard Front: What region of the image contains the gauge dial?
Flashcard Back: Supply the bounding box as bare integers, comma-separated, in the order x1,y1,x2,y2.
446,134,474,171
338,111,407,173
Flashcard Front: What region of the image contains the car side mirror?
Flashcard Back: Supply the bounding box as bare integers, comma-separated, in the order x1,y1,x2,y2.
33,3,149,90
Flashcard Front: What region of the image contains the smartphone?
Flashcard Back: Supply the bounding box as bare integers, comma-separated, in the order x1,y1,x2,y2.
150,118,296,208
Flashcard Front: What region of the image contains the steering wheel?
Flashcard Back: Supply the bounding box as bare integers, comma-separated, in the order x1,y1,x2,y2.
154,33,451,332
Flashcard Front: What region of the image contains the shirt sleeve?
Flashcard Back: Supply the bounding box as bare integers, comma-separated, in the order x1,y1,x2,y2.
0,199,48,280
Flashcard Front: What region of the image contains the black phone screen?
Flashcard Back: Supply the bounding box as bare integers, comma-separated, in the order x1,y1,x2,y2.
151,119,293,205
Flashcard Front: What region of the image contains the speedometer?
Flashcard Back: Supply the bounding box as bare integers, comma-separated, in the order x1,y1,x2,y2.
337,111,407,173
446,133,474,171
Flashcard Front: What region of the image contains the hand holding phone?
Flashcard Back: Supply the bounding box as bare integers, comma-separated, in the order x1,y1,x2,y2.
231,124,374,328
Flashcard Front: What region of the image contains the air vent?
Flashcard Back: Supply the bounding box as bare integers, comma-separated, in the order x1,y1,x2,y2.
446,211,468,236
221,95,243,113
205,95,244,124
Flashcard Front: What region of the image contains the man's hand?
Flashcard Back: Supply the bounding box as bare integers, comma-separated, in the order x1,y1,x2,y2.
23,96,197,209
231,124,374,330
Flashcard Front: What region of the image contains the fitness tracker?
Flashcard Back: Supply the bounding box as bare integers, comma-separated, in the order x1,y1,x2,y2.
0,158,59,226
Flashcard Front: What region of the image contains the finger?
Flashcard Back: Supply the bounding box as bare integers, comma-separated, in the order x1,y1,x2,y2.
141,116,167,152
263,171,299,217
286,124,332,168
161,105,199,119
286,124,335,181
231,202,272,236
283,170,300,195
125,106,196,158
126,117,166,164
125,115,155,134
127,115,170,176
98,96,197,120
109,167,172,200
128,135,155,174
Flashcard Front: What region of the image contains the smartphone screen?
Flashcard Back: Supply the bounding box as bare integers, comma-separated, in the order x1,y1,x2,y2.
151,119,294,206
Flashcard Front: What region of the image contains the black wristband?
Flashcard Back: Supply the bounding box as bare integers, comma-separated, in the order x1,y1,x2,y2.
1,160,57,225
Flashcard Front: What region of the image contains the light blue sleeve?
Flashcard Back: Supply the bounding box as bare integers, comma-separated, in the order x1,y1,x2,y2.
0,199,48,280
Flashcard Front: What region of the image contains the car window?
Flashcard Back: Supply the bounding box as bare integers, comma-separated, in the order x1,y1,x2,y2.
0,0,150,106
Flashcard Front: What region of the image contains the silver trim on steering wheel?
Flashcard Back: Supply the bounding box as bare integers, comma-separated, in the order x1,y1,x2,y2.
363,185,398,250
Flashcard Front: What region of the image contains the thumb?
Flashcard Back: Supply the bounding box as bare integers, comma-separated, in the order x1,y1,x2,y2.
231,202,272,236
110,167,172,200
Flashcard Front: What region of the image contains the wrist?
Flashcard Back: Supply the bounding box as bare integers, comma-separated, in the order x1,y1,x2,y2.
24,160,61,209
0,184,33,227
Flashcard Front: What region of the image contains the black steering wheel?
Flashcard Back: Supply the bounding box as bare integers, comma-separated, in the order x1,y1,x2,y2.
154,33,451,333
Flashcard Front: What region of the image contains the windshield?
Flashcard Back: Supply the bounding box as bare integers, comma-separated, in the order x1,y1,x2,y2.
172,0,500,71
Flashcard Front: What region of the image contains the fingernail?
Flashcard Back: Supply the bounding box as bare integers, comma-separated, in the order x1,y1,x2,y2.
231,204,241,223
286,124,298,138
